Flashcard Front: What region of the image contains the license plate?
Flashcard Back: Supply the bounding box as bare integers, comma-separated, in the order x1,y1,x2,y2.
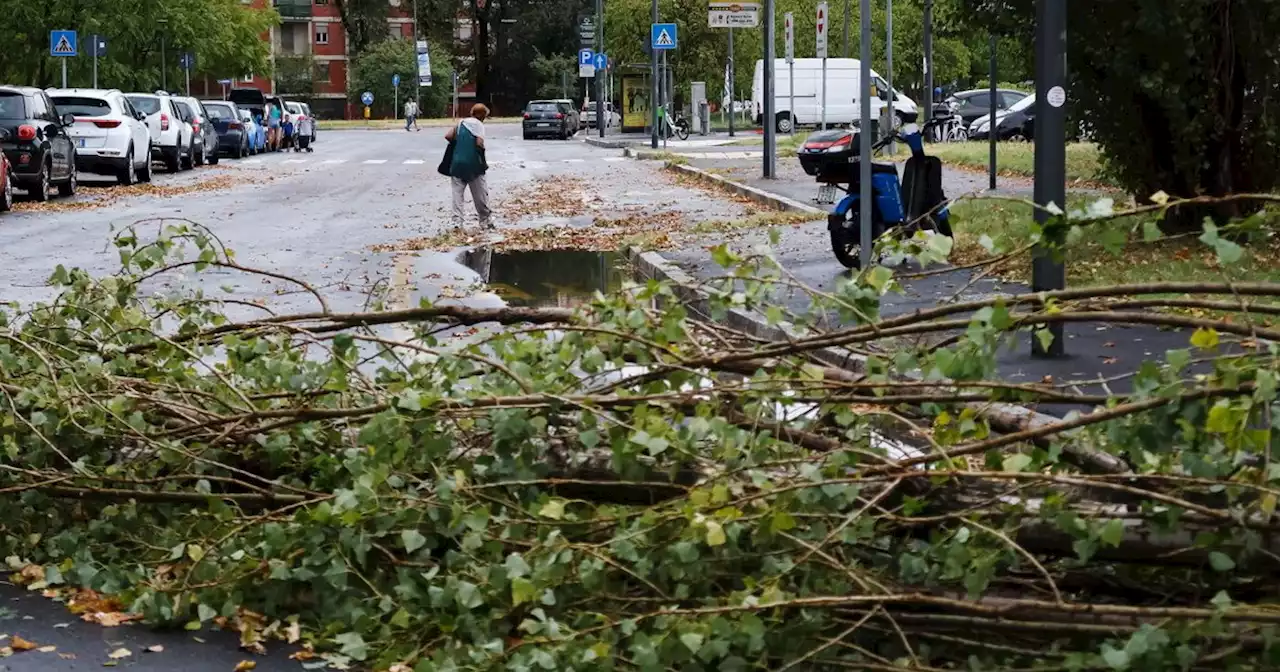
77,139,86,148
539,123,552,127
817,185,838,204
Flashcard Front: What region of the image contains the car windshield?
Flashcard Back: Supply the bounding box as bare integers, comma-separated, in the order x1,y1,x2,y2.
286,103,303,114
1008,94,1036,113
528,103,558,112
0,93,27,119
239,111,253,121
53,96,111,117
204,104,234,120
127,96,161,115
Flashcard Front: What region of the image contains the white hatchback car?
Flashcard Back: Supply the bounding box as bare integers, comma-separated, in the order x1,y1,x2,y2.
126,91,194,172
48,88,153,185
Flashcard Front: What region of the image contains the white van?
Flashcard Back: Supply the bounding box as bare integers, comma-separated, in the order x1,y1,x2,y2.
752,58,917,133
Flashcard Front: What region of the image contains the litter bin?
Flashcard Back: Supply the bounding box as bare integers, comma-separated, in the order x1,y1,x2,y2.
698,100,710,136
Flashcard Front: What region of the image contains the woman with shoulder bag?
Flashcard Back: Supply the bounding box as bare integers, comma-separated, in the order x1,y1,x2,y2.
440,103,492,230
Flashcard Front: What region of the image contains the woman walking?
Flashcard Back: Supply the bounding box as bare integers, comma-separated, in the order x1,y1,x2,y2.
444,103,492,230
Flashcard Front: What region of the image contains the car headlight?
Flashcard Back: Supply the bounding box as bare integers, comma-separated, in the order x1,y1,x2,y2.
973,121,989,133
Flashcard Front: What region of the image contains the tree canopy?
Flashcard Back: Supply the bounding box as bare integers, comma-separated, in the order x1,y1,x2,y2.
0,0,275,91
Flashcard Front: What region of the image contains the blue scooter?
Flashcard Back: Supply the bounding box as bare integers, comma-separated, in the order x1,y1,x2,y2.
798,118,953,269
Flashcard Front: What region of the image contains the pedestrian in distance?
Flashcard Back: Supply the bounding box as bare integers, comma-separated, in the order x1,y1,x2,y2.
443,103,492,230
404,99,420,132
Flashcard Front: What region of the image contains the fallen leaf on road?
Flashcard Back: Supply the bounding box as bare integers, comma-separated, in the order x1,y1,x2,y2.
146,644,164,653
59,652,76,659
108,647,132,659
1103,341,1116,348
234,661,257,671
38,645,56,653
10,636,36,651
1103,356,1118,365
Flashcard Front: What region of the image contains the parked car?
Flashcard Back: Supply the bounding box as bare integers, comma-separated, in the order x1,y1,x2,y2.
0,150,12,211
946,88,1029,126
48,88,153,185
0,86,78,201
581,101,621,129
201,100,249,158
126,92,193,172
237,109,266,154
550,99,581,133
969,93,1036,141
522,100,577,140
173,96,219,166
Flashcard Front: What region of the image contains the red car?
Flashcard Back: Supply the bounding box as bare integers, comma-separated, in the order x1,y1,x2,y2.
0,150,12,212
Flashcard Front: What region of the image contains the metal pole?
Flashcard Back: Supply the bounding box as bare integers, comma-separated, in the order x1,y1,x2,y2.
562,71,567,99
886,0,893,151
93,37,98,89
727,27,734,137
62,59,67,89
1032,0,1067,358
858,0,872,269
595,0,604,137
413,0,420,106
923,0,932,129
843,0,850,58
661,51,667,148
185,64,190,96
394,86,399,120
762,0,776,178
650,0,659,149
161,34,166,91
453,70,459,117
821,57,827,130
789,60,795,135
988,31,997,190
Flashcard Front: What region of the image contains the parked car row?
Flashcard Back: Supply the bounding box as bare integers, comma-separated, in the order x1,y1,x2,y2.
0,85,315,210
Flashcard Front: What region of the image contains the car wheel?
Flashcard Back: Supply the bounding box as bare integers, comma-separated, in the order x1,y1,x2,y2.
118,150,137,186
208,147,219,165
523,132,531,141
776,113,794,134
31,162,50,202
194,144,205,167
165,146,181,172
57,167,77,198
138,148,154,183
0,168,12,212
180,144,194,171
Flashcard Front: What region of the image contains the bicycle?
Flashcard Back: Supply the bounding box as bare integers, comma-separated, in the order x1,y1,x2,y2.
660,106,690,141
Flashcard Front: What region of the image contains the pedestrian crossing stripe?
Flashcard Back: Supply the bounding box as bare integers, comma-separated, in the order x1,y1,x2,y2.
655,29,674,47
52,36,75,55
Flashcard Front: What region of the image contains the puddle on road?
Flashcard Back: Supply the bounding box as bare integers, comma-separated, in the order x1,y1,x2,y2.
460,248,622,307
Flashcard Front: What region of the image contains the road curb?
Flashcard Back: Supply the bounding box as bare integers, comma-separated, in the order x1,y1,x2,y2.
583,136,634,149
623,248,1121,472
663,163,826,216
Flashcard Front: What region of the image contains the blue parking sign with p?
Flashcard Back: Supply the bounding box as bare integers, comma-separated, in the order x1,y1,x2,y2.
578,49,594,66
51,30,77,57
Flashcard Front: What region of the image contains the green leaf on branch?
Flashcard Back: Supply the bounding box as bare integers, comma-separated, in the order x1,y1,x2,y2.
1208,552,1236,572
1190,328,1219,350
401,530,427,553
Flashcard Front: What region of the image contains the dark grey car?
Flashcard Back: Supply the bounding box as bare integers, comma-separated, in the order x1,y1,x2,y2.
173,96,220,166
522,100,576,140
943,89,1029,125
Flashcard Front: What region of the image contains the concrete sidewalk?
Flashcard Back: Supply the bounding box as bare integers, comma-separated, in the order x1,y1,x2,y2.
657,163,1204,413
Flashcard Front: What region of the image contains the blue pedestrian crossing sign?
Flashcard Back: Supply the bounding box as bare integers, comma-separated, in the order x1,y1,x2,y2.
593,52,608,71
361,91,374,106
651,23,677,50
392,74,401,87
578,49,595,66
50,30,77,57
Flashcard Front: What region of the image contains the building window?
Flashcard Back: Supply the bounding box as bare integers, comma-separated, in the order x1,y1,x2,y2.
315,0,327,4
243,72,255,83
315,23,329,45
314,62,331,83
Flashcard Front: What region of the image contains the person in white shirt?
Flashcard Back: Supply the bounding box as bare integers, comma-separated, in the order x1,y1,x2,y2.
404,99,419,131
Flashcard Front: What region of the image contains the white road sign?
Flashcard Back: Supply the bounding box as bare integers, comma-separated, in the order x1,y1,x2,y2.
708,2,761,28
815,2,829,59
784,12,794,63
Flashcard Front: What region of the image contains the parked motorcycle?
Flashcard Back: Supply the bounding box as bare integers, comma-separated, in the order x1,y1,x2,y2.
798,118,952,269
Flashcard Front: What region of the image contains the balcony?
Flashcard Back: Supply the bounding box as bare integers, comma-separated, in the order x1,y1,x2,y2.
273,0,312,20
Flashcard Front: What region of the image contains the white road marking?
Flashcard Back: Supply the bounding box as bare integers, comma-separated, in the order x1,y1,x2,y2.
241,159,262,164
564,158,586,163
404,159,425,165
524,161,549,169
323,159,347,164
283,159,307,164
363,159,388,164
602,156,626,162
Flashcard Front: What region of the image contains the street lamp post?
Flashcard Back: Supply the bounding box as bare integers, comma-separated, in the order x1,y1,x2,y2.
596,0,604,138
1031,0,1067,357
650,0,659,149
413,0,420,108
158,18,168,91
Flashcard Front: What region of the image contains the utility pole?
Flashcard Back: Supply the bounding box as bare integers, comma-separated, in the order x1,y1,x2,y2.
762,0,776,178
923,0,932,128
595,0,604,137
858,0,872,269
989,32,997,190
159,19,168,91
413,0,420,107
727,27,734,137
886,0,893,149
1032,0,1067,358
650,0,659,149
842,0,850,58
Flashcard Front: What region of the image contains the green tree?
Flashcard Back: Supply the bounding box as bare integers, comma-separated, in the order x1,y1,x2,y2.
332,0,390,56
530,51,578,101
347,38,453,118
970,0,1280,231
0,0,275,91
275,55,316,97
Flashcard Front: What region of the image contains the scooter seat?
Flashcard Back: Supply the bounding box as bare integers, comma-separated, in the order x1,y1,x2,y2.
870,162,898,176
